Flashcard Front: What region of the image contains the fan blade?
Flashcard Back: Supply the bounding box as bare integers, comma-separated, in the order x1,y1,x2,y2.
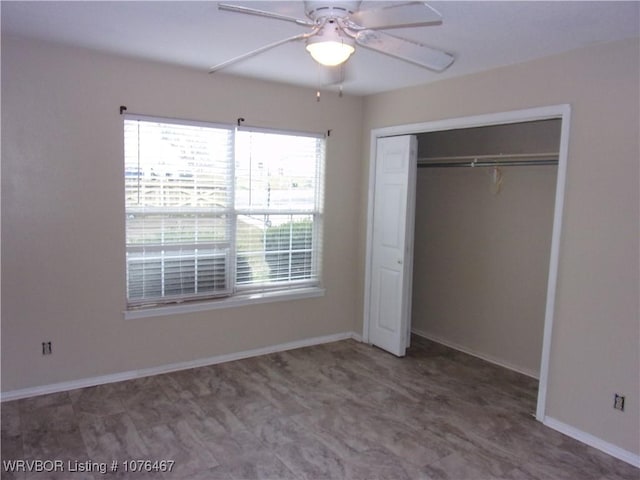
349,2,442,30
219,3,314,27
355,30,454,72
209,31,317,73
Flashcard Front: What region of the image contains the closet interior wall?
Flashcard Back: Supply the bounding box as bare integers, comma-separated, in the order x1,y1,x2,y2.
412,119,560,378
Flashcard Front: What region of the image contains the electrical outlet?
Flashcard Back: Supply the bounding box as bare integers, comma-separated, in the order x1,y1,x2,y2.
614,393,625,411
42,341,52,355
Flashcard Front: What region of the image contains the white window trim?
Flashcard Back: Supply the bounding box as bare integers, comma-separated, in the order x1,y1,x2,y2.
123,286,325,320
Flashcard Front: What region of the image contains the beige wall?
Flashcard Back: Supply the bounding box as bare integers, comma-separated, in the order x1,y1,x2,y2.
360,38,640,455
1,35,363,392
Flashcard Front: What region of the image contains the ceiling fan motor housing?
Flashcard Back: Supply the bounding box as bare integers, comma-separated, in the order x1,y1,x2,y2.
305,1,361,21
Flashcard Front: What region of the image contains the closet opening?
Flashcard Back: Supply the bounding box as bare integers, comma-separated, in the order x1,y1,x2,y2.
363,105,571,421
412,119,560,394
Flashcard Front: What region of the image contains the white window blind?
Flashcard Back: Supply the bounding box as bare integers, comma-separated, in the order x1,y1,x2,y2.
124,116,324,309
125,117,234,306
235,129,324,292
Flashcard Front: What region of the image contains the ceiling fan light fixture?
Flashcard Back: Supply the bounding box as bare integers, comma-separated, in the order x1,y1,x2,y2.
306,26,355,66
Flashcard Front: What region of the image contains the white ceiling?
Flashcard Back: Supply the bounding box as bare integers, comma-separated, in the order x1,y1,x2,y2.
2,1,639,96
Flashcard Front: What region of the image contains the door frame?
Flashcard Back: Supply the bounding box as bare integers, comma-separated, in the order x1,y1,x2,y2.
362,104,571,422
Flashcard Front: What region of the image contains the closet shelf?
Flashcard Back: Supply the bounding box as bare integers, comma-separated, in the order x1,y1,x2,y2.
417,152,559,168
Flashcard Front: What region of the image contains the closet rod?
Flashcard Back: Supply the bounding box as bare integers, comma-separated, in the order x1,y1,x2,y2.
417,152,558,169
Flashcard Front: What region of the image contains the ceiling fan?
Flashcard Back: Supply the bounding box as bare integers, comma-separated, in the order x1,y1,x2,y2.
209,1,454,82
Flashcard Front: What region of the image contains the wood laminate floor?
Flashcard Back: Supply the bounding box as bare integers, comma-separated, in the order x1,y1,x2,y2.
1,336,638,479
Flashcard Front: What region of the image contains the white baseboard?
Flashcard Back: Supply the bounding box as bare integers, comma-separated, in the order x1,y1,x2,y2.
411,328,540,379
1,331,361,402
544,416,640,468
350,331,363,343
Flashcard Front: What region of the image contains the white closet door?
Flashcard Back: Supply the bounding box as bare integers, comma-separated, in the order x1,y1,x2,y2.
368,135,417,357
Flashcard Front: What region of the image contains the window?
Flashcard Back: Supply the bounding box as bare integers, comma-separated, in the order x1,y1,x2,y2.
124,115,325,310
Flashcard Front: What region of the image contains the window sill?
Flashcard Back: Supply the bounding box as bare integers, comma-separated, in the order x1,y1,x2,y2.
123,287,325,320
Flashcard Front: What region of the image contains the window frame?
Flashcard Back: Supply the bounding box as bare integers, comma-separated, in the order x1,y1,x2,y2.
123,114,326,319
